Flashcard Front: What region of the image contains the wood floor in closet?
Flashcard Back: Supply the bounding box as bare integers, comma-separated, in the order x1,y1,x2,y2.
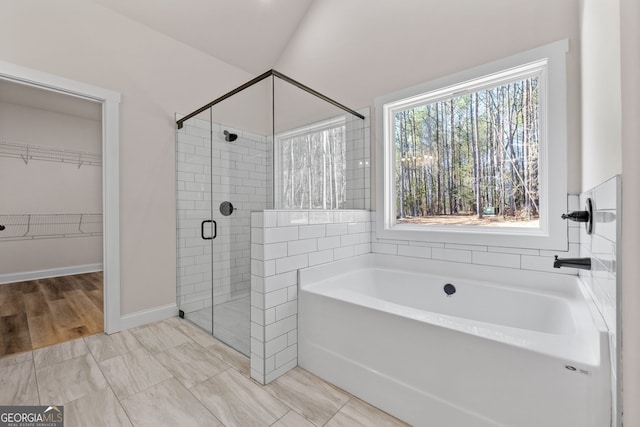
0,272,103,358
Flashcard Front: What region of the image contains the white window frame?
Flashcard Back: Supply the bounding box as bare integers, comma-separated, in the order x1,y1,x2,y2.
274,117,346,209
375,40,569,250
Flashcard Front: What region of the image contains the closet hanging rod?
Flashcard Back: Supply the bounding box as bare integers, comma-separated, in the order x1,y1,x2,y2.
176,69,364,129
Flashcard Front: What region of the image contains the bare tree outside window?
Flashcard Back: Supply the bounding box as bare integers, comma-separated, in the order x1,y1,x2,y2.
277,121,347,209
395,77,540,227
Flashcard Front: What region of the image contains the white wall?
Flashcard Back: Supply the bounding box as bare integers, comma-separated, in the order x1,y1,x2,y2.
620,0,640,424
580,0,622,190
0,0,253,315
276,0,582,193
0,100,102,276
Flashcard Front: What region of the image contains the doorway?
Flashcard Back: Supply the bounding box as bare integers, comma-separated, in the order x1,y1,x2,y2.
0,60,121,348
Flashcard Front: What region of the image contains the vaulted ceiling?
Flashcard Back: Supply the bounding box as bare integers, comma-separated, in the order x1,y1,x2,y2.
89,0,314,75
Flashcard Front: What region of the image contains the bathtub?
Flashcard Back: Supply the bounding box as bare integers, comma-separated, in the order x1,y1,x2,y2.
298,254,611,427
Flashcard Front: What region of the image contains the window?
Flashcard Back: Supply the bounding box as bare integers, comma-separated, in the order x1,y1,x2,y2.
275,118,347,209
375,40,569,249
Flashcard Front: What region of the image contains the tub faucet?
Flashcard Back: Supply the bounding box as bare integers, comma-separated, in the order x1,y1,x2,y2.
553,256,591,270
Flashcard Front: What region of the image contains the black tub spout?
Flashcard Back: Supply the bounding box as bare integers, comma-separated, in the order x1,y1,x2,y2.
553,256,591,270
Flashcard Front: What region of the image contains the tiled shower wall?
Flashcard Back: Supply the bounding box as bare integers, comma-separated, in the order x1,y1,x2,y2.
176,119,269,315
344,109,371,210
579,176,620,426
249,210,373,384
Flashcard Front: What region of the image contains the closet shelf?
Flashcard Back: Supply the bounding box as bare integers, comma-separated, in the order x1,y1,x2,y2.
0,213,102,240
0,141,101,168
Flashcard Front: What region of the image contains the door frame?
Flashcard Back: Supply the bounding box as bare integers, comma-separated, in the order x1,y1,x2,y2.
0,59,122,333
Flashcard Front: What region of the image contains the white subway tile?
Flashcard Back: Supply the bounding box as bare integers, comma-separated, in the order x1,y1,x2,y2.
251,291,264,309
275,301,297,322
264,359,297,384
265,334,288,358
472,251,521,269
265,288,288,309
264,226,299,243
250,322,264,341
275,344,298,368
264,211,278,227
432,248,472,263
265,356,275,377
445,243,487,252
251,212,264,228
287,330,297,346
264,242,288,260
309,249,334,266
251,354,264,375
265,308,276,325
265,260,276,276
299,225,326,239
397,245,431,259
372,243,398,255
277,211,309,226
287,285,297,302
251,338,264,358
265,316,297,341
275,254,308,274
521,255,576,275
288,239,318,256
326,223,348,236
251,243,264,260
340,233,360,247
251,228,264,244
347,222,366,234
317,236,341,250
251,306,264,326
354,243,371,255
264,271,297,293
334,246,355,260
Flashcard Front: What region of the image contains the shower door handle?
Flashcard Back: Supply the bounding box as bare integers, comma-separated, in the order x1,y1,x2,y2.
201,220,217,240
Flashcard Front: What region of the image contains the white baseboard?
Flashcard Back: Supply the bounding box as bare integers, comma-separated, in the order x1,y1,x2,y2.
0,263,103,285
119,303,178,331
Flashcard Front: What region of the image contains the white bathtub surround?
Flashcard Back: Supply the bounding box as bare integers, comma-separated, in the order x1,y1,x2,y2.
250,209,372,384
371,195,582,275
299,254,611,427
579,175,620,426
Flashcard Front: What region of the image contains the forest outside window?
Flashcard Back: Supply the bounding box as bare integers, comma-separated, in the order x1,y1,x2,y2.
275,118,347,209
376,40,569,249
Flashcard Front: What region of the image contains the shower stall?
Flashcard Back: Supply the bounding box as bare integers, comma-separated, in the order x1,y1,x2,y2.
175,70,367,357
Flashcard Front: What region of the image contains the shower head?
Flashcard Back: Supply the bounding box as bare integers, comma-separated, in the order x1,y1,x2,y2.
224,130,238,142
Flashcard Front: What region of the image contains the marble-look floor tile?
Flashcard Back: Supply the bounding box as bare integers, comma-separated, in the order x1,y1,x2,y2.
36,354,107,404
122,378,222,427
0,350,32,368
272,410,316,427
325,397,410,427
155,341,230,388
207,341,250,377
33,337,88,369
65,387,132,427
99,347,172,399
84,330,141,362
266,367,350,426
191,368,289,427
167,317,220,348
130,321,192,354
0,359,39,405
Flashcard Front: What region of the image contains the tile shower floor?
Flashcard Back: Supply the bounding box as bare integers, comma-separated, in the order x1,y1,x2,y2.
0,317,408,427
187,294,250,356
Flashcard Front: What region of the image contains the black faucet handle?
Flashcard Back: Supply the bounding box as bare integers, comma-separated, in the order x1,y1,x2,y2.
561,210,590,222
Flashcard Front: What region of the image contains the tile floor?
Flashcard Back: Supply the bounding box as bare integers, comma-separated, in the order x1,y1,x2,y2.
187,294,251,356
0,317,409,427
